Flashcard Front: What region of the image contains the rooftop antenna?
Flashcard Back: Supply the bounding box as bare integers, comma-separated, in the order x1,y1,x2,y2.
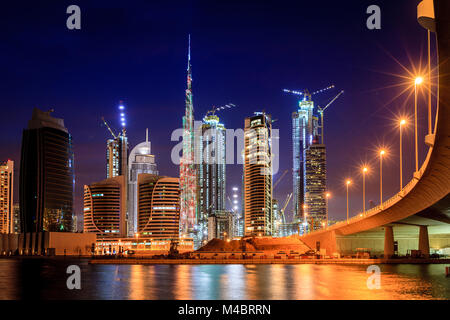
146,128,148,142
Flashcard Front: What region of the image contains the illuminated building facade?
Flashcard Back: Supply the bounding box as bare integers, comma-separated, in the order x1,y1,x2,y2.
137,174,180,240
128,129,158,236
196,114,226,244
20,108,74,233
272,199,281,237
84,175,127,237
244,112,273,236
106,137,128,179
292,97,320,223
106,102,129,180
207,210,234,241
179,36,197,238
0,160,13,233
304,142,327,231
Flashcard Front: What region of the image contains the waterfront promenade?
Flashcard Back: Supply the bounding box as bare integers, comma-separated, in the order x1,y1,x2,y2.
89,257,450,265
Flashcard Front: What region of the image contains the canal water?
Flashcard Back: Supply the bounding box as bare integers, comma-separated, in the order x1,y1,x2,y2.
0,258,448,299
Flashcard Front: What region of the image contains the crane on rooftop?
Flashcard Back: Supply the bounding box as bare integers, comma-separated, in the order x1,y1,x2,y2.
205,103,236,117
283,85,335,102
317,90,344,144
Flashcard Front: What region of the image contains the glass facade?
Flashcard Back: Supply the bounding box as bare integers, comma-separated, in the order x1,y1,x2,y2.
196,115,226,244
20,109,74,233
128,135,158,237
304,143,327,231
292,98,322,227
244,113,273,236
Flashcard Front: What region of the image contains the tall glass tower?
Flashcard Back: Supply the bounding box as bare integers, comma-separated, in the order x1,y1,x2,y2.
128,129,158,237
196,114,226,245
244,112,273,236
20,108,74,233
292,98,319,223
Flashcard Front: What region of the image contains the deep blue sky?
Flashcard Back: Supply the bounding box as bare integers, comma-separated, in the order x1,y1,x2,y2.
0,0,434,225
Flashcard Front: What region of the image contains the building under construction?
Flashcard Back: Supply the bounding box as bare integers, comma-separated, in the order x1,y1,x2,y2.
285,86,342,233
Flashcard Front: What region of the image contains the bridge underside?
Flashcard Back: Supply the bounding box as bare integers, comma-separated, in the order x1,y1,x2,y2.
301,0,450,258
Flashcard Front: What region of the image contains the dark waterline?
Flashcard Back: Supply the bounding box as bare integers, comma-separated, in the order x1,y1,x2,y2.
0,258,449,300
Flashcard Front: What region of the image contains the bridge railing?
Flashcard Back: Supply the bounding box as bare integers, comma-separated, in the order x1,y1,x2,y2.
313,145,434,235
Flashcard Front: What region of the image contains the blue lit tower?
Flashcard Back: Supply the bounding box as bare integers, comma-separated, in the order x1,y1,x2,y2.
292,91,319,224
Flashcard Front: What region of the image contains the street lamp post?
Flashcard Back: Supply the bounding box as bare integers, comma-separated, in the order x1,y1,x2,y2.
379,150,385,206
362,167,368,215
414,77,423,172
346,180,351,223
399,119,406,190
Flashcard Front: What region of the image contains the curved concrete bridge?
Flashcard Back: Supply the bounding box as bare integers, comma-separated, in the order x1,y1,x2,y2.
301,0,450,257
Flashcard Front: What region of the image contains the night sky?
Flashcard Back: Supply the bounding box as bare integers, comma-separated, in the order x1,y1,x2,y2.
0,0,434,227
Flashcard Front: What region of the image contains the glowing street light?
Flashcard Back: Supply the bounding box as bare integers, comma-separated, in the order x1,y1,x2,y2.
414,77,423,172
346,180,351,223
399,119,407,191
379,150,385,206
362,167,369,215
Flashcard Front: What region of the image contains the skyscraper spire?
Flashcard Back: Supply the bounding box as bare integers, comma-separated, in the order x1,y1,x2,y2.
180,35,197,238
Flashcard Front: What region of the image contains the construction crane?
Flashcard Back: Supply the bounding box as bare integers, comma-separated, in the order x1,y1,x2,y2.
283,85,335,102
280,193,292,224
318,90,344,144
101,116,118,139
273,169,288,190
227,196,237,213
205,103,236,117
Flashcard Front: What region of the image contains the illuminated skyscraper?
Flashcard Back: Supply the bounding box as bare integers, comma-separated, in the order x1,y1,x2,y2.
105,102,129,179
137,174,180,240
180,35,197,237
0,160,13,234
196,114,226,243
244,112,273,236
84,175,127,237
20,108,74,233
304,141,327,230
292,96,320,223
128,129,158,237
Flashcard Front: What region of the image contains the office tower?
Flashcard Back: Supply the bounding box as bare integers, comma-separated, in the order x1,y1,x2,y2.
292,96,320,223
105,102,129,179
304,141,327,231
137,174,180,240
180,35,197,237
128,129,158,237
0,160,13,233
207,210,234,241
20,108,74,233
196,114,226,243
243,112,273,236
83,175,126,237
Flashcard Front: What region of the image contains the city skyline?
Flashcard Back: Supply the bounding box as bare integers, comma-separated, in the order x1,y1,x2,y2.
0,1,434,229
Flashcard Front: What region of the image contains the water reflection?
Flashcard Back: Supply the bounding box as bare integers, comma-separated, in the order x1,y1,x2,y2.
0,259,448,300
